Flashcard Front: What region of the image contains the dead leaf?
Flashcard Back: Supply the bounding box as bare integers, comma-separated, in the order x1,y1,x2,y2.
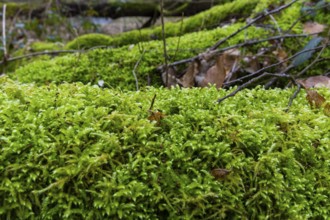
304,88,330,116
222,48,240,74
303,22,326,35
148,110,165,125
273,48,288,62
196,56,226,88
177,61,199,87
297,76,330,89
306,89,326,108
196,51,237,89
161,66,178,88
211,168,231,179
243,56,260,74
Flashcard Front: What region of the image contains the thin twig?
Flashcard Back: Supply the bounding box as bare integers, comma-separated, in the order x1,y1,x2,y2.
285,84,301,112
149,94,157,111
160,0,169,86
217,72,294,103
295,39,329,78
169,34,310,67
286,2,330,32
2,4,7,60
224,44,328,87
0,50,81,66
209,0,298,50
132,49,145,91
269,12,282,36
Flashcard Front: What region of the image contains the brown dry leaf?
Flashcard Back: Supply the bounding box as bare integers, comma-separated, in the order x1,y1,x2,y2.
273,48,288,62
305,89,330,116
161,66,179,88
243,56,260,74
297,76,330,89
196,55,227,89
306,89,326,108
222,48,240,74
324,104,330,117
211,168,231,179
148,110,165,125
177,61,199,87
303,22,326,35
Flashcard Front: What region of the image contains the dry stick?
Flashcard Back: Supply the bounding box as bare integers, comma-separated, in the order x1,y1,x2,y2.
149,94,157,111
209,0,298,51
287,2,330,32
168,0,299,68
224,44,328,87
0,50,80,66
169,34,309,67
160,0,169,86
268,40,329,88
296,40,329,78
132,49,145,91
2,4,7,61
217,71,295,103
286,84,301,112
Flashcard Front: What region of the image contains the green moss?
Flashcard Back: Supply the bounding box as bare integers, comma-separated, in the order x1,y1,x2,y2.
30,41,63,52
12,0,329,88
0,78,329,219
65,33,113,50
66,0,260,49
14,24,273,89
0,3,30,17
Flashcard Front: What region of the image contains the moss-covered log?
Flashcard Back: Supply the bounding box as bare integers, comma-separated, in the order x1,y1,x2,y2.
0,77,330,219
2,0,231,19
9,0,329,89
65,0,260,49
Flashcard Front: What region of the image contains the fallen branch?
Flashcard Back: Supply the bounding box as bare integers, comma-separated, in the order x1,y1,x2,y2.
217,72,297,103
209,0,298,50
168,34,310,67
286,84,301,112
224,44,329,88
0,50,81,66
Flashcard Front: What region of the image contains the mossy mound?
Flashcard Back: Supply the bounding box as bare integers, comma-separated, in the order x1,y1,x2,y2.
14,24,271,89
1,78,330,219
12,0,330,89
65,0,259,49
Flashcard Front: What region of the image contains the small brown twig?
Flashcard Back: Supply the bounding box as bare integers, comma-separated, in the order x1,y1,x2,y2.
285,83,301,112
149,94,157,111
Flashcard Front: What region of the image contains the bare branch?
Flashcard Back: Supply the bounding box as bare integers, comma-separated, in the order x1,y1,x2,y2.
0,50,81,66
209,0,299,50
224,44,329,88
169,34,310,67
2,4,7,59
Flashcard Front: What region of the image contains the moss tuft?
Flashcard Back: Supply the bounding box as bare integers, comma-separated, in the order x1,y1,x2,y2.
0,78,329,219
